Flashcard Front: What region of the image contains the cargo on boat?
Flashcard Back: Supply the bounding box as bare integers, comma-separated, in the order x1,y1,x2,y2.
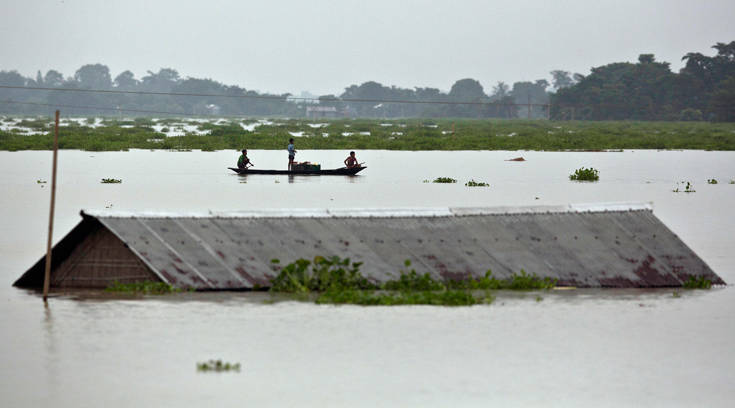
13,204,724,290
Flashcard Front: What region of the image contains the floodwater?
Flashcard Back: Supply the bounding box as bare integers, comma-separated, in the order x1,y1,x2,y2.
1,149,734,407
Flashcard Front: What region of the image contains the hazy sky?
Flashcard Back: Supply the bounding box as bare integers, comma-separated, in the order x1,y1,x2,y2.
2,0,734,95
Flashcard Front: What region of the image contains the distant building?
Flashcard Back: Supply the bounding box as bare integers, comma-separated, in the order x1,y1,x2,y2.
205,104,221,115
306,106,338,119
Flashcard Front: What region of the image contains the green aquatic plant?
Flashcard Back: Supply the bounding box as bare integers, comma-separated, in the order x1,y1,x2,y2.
465,179,490,187
673,181,695,193
36,179,47,184
682,276,712,289
382,260,445,291
445,270,557,290
707,178,718,184
105,280,181,294
197,360,241,372
730,179,735,184
268,256,375,293
269,257,554,306
101,178,122,184
432,177,457,183
569,167,600,181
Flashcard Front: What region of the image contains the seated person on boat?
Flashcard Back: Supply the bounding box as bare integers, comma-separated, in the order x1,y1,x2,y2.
344,151,359,168
237,149,253,169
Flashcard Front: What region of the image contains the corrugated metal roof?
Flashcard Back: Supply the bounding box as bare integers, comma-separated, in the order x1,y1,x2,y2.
15,204,724,289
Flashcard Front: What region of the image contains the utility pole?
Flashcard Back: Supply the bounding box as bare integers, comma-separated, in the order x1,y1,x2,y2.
43,110,59,303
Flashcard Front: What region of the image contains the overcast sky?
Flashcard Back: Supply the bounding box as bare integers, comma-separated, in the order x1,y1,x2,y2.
2,0,734,95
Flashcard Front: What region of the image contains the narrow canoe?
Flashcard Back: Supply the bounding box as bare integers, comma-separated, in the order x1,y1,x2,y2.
228,166,366,175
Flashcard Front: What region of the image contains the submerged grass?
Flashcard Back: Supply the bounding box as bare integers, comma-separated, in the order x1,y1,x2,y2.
2,118,735,151
269,257,555,306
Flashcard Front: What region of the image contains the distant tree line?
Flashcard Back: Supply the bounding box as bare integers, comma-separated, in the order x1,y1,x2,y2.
551,41,735,121
0,40,732,121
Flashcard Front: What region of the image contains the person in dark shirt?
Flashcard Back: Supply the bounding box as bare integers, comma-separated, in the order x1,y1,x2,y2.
344,151,359,168
237,149,253,169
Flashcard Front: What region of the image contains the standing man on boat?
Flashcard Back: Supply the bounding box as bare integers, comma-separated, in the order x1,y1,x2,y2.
287,138,296,171
344,151,359,168
237,149,253,169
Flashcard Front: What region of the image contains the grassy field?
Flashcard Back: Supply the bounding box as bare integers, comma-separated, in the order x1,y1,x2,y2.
2,117,735,151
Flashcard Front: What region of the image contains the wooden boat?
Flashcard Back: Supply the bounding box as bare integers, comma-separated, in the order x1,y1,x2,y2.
228,166,366,175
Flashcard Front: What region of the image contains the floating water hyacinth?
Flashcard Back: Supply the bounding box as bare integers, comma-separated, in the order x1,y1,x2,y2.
101,178,122,184
432,177,457,183
569,167,599,181
197,360,241,372
673,181,695,193
465,179,490,187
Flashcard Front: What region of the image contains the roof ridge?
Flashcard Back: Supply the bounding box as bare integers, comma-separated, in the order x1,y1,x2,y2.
81,202,653,219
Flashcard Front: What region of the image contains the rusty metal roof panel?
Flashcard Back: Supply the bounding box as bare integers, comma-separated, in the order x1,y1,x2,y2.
16,204,723,290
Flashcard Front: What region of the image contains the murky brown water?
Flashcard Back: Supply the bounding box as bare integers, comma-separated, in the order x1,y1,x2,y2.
1,149,734,407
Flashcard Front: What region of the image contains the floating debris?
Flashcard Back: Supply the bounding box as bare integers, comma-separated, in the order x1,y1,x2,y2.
432,177,457,184
101,178,122,184
506,157,526,162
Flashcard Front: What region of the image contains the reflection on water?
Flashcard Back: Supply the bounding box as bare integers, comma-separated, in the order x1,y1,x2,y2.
1,149,734,407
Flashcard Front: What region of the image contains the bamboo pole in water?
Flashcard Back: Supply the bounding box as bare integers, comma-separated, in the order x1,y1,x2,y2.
43,110,59,302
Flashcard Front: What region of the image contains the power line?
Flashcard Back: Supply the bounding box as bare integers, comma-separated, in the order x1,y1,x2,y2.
0,85,551,107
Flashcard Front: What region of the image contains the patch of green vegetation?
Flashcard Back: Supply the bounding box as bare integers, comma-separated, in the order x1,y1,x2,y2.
433,177,457,183
101,178,122,183
673,181,695,193
3,119,735,151
569,167,600,181
730,179,735,184
269,257,554,306
105,280,181,294
269,256,375,293
672,290,681,298
36,179,46,184
682,276,712,289
707,178,718,184
465,179,489,187
197,360,241,372
444,270,557,290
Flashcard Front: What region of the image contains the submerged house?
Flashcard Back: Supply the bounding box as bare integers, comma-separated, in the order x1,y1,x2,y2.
14,204,724,290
